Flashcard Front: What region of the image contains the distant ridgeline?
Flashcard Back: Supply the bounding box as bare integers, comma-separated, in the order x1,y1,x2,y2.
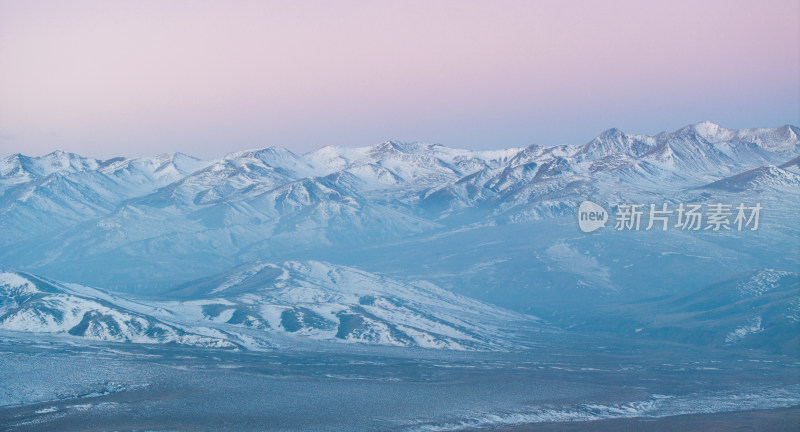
0,122,797,289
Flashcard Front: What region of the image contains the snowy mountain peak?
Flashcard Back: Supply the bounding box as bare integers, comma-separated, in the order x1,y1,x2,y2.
40,150,99,171
0,150,100,181
368,140,435,156
598,127,625,139
690,120,724,137
150,152,205,173
226,146,296,161
0,153,26,177
251,147,315,175
573,127,657,162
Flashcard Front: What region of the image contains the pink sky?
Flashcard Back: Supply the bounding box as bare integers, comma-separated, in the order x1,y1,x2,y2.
0,0,798,158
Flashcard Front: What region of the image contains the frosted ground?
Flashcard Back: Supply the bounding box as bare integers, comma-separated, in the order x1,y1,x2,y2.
2,335,799,431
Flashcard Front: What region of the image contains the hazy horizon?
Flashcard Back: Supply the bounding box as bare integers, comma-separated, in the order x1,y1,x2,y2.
1,0,799,159
2,120,799,160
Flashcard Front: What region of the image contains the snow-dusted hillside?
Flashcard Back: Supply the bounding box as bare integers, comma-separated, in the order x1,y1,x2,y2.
0,262,543,351
0,271,234,348
164,260,542,350
704,165,800,192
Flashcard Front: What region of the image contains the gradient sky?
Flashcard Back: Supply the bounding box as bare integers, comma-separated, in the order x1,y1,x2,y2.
1,0,798,159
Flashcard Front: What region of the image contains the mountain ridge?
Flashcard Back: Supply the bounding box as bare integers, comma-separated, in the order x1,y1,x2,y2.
0,262,544,351
1,121,797,295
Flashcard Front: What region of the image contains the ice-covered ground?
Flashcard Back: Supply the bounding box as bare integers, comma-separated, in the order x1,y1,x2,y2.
1,336,798,431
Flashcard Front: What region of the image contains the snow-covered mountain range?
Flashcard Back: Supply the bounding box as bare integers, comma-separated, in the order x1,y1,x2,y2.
0,121,798,352
1,122,797,290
